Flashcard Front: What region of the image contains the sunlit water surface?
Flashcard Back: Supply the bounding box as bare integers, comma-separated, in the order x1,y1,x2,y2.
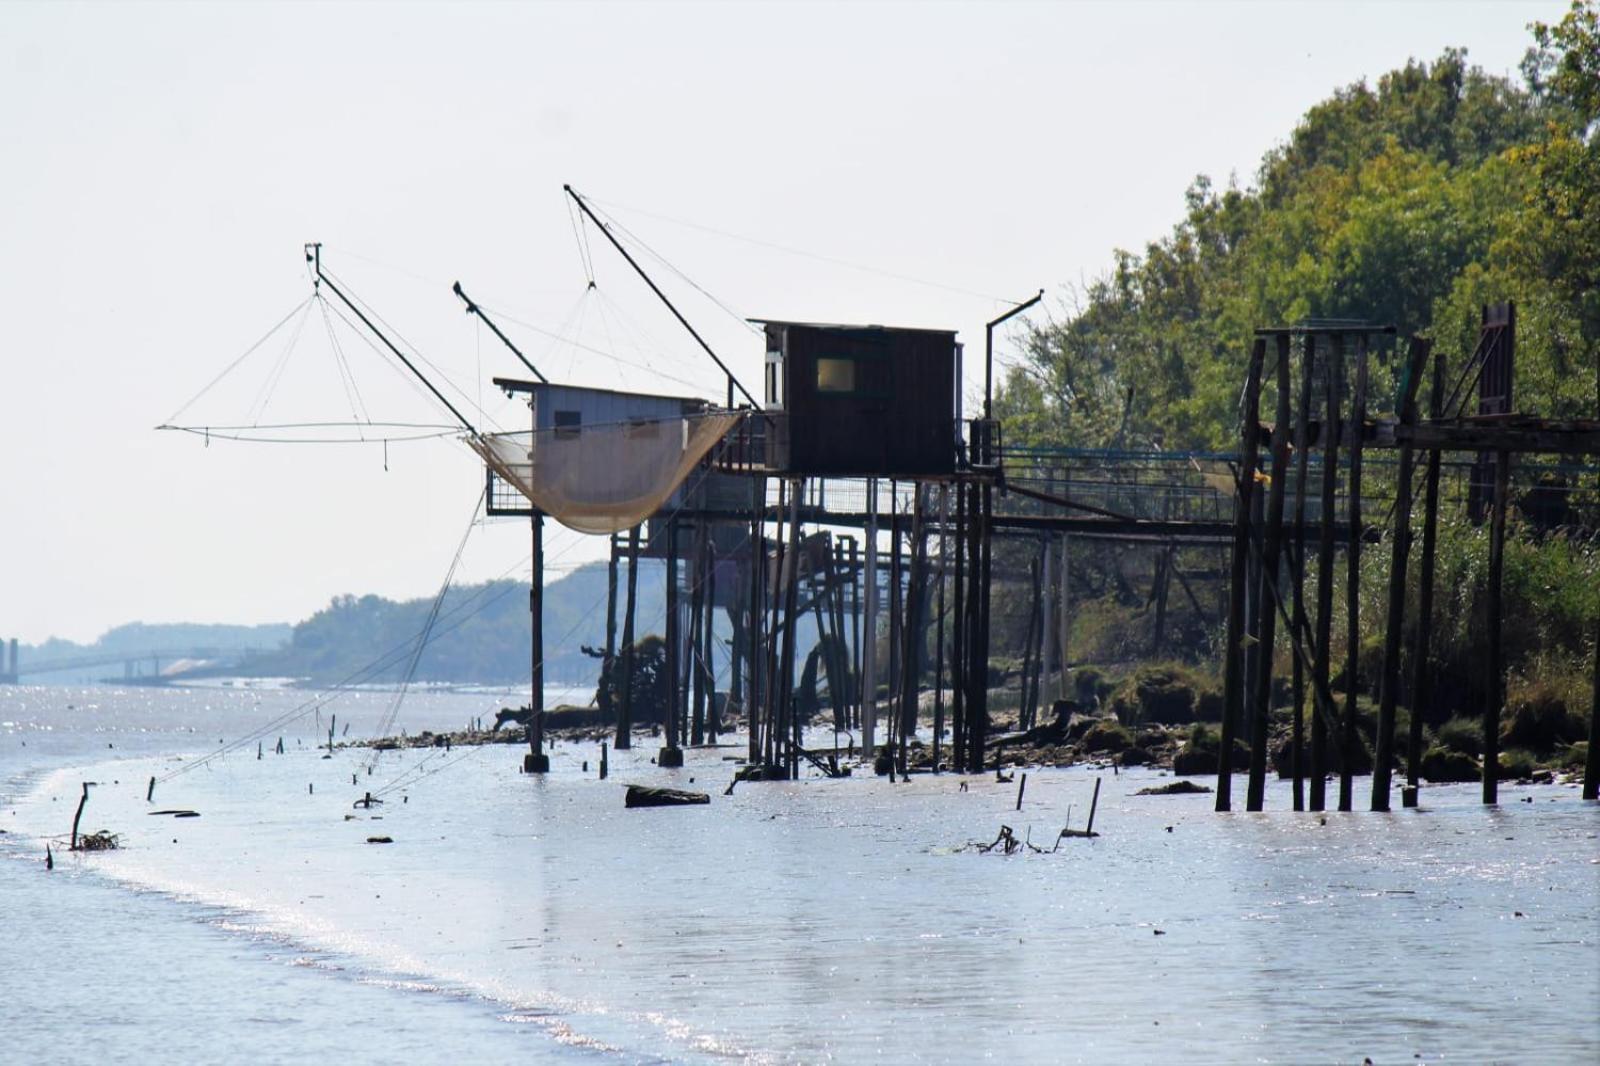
3,686,1597,1064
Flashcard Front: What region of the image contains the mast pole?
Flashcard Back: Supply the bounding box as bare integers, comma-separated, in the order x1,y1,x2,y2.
562,186,757,408
452,281,548,383
304,243,477,435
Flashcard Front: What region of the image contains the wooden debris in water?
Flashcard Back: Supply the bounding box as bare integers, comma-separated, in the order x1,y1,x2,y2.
624,785,709,808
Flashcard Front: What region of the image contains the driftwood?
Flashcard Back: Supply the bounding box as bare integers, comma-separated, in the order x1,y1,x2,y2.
74,830,119,851
1134,780,1212,796
624,785,710,808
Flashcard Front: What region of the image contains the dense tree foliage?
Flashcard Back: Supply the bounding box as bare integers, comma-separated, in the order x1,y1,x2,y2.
1000,4,1600,449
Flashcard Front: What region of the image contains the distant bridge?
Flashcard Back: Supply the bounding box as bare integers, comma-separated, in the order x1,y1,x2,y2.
0,640,275,685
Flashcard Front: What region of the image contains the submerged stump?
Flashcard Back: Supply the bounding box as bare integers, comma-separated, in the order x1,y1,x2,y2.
624,785,710,808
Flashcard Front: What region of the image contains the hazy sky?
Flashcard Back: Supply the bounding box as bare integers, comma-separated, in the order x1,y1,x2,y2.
1,0,1563,644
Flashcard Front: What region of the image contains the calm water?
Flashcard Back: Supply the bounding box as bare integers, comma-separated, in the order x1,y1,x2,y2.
3,686,1597,1064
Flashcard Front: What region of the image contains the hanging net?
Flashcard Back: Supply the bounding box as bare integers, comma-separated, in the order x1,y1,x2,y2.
469,412,742,535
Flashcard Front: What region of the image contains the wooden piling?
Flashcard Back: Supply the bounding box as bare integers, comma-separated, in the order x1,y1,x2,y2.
601,532,620,729
934,485,949,771
1311,335,1343,812
1086,776,1102,836
1289,334,1314,812
528,513,547,772
1584,617,1598,801
70,782,89,851
1407,355,1445,796
1373,338,1430,810
899,485,928,773
1247,334,1292,811
951,480,967,771
661,518,683,767
1218,338,1267,811
862,477,880,756
1483,449,1512,804
1339,337,1368,812
1015,771,1027,811
617,523,641,750
748,475,765,764
690,522,707,747
780,479,804,777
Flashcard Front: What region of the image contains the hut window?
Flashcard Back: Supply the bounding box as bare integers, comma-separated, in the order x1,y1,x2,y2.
816,357,856,393
554,410,581,439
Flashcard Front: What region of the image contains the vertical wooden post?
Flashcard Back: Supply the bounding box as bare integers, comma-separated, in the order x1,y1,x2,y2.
781,479,804,777
965,478,990,776
1150,546,1173,657
1483,449,1512,804
1018,553,1042,731
1408,354,1446,795
601,532,620,728
764,481,787,770
660,519,683,767
705,534,721,738
70,782,89,851
1373,338,1430,810
847,537,861,731
1584,616,1599,801
888,490,903,755
899,485,928,772
934,485,949,771
748,476,765,764
1289,334,1314,811
1311,335,1343,811
862,478,879,756
690,522,707,747
1059,533,1071,702
1218,338,1267,811
1339,336,1369,812
1247,335,1292,811
952,481,967,771
616,523,640,750
527,513,548,772
1041,532,1055,705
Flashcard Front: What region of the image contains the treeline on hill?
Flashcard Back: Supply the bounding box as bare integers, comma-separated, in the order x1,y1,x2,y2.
985,5,1598,771
243,562,667,688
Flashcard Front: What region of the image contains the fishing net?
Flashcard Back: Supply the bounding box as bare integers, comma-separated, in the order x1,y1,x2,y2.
470,412,742,535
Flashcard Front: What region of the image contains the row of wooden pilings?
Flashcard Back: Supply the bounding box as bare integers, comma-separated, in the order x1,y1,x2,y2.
1217,329,1600,810
525,450,1006,781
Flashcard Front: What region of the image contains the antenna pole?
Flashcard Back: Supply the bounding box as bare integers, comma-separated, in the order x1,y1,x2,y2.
304,243,477,435
452,281,548,384
563,185,757,408
985,290,1045,419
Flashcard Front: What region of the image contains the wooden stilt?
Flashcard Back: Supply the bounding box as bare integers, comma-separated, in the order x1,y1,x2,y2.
1584,616,1598,801
660,518,683,767
951,481,966,771
527,513,548,773
748,475,765,765
617,524,640,750
1339,337,1369,812
781,479,804,777
1407,354,1446,798
1289,334,1314,812
1311,336,1343,812
934,485,949,771
601,533,620,731
1218,338,1267,811
1247,335,1292,811
1373,338,1430,810
1483,450,1512,804
862,478,880,757
690,522,707,747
